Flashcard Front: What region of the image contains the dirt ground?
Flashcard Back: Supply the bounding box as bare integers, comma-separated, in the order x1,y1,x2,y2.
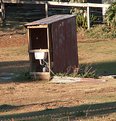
0,30,27,48
0,30,116,120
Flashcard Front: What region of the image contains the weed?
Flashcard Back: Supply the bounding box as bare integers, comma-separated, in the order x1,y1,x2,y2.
55,64,97,78
7,87,15,91
77,64,97,78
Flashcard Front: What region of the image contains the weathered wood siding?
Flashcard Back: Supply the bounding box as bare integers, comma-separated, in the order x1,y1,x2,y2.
4,3,71,24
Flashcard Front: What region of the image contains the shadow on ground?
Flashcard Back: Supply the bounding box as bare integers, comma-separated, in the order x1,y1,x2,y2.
0,60,116,82
80,61,116,76
0,60,29,73
92,61,116,76
0,101,116,120
0,60,30,82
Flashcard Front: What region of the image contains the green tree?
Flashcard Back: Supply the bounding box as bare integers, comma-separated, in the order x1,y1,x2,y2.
105,2,116,28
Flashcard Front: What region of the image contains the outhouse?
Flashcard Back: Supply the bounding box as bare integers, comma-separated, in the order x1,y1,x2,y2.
25,14,78,80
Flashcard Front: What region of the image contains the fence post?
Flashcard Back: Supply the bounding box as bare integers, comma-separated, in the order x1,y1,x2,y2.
0,0,5,22
87,6,90,29
45,1,48,17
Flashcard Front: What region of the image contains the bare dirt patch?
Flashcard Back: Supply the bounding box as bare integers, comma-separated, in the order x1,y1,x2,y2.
0,31,27,48
0,30,29,74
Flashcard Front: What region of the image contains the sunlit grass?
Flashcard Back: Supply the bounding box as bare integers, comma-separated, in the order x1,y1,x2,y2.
78,40,116,75
78,40,116,63
0,45,28,62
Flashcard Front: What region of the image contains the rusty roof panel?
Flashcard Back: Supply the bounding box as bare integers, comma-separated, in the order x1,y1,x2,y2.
25,14,75,26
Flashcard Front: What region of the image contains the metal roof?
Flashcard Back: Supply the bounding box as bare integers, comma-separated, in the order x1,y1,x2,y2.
25,14,75,26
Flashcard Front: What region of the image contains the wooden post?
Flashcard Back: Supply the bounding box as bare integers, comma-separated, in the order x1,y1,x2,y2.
45,1,48,17
87,6,90,29
0,0,5,22
27,28,33,76
47,25,51,79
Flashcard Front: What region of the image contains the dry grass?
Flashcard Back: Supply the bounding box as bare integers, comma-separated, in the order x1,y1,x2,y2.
0,31,116,120
0,79,116,120
0,45,29,74
78,40,116,63
78,40,116,75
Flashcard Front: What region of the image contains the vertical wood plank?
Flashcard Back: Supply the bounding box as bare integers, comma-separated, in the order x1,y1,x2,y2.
27,28,32,72
47,26,51,78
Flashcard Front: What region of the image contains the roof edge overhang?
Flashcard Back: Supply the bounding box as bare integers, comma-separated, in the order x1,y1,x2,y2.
26,24,48,29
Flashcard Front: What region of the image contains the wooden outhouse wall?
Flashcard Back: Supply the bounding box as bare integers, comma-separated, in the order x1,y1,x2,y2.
51,16,78,73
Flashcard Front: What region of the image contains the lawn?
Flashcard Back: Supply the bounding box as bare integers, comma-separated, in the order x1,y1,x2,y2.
0,30,116,121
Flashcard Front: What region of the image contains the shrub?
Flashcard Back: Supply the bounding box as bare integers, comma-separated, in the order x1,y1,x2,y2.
75,13,97,29
76,14,87,29
85,24,116,39
105,2,116,28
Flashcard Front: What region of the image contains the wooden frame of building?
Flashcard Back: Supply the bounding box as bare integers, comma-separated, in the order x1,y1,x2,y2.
25,14,78,80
